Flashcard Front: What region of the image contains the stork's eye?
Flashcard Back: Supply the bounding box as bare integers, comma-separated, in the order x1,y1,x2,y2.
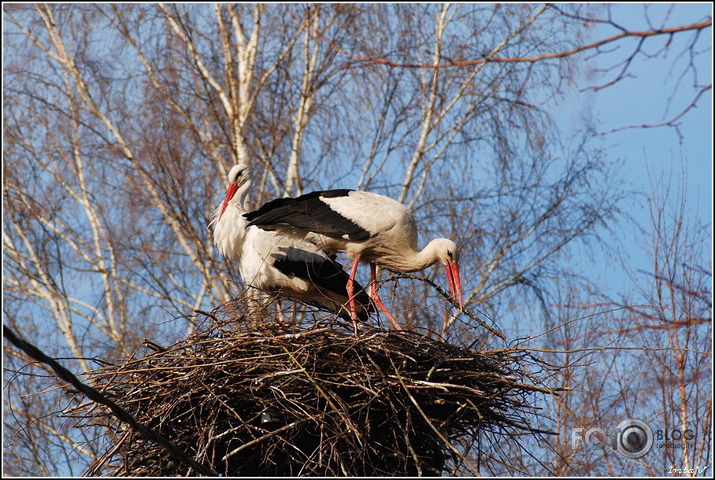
229,167,248,184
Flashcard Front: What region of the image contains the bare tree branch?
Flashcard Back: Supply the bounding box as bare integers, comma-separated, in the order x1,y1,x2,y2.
3,324,218,477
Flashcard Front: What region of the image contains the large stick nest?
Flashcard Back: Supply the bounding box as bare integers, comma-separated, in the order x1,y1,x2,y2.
77,298,555,476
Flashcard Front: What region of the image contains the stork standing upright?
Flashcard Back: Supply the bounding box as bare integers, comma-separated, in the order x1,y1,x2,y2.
210,165,374,323
243,189,463,329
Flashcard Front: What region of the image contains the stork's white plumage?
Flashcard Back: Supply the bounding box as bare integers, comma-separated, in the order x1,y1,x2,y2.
210,165,373,322
243,189,463,328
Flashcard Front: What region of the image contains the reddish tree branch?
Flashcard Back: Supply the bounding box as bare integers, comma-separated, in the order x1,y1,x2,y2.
301,16,711,69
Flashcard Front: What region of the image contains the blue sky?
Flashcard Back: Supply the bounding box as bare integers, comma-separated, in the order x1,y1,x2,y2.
550,3,712,293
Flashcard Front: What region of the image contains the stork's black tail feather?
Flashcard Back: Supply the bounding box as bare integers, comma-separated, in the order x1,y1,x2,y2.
271,255,374,322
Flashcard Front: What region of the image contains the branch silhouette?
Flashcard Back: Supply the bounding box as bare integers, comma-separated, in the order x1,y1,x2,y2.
3,324,217,477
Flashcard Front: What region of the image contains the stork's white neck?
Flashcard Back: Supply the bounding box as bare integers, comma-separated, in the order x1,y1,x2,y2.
211,180,252,260
410,239,449,271
375,237,453,272
233,180,251,211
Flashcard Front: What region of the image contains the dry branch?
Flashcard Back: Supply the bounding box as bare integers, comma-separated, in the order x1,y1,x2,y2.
2,324,217,476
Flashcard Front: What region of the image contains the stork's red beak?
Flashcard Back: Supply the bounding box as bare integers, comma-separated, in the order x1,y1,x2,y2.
445,261,463,309
219,183,239,220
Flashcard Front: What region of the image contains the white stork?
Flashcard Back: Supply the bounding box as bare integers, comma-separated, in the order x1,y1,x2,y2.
243,189,463,329
210,165,374,323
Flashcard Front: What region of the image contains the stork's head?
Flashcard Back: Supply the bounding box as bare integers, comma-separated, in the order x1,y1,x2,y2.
436,239,463,309
219,164,251,220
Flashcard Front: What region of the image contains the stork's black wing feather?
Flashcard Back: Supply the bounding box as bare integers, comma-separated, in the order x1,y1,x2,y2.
244,190,371,241
271,253,374,322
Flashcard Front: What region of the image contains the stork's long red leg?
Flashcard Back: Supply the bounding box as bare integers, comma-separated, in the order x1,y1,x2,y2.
369,263,402,330
346,256,361,320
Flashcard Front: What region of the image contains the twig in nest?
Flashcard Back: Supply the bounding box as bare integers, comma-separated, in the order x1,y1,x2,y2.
390,272,506,340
